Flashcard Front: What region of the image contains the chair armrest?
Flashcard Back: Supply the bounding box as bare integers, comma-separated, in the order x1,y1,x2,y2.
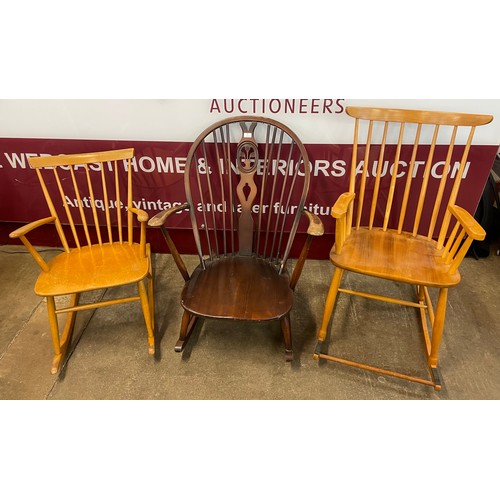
148,202,190,227
448,205,486,241
9,216,57,272
444,204,487,274
128,207,149,256
128,207,149,223
288,210,324,290
148,202,191,282
331,192,355,218
9,216,56,239
331,193,355,254
304,210,325,236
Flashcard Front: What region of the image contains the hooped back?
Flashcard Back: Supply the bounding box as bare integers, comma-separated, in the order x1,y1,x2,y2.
184,116,310,272
28,148,136,252
346,107,493,247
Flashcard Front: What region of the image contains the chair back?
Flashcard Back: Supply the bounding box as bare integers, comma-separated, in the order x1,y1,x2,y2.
346,107,493,247
28,148,136,252
184,116,310,272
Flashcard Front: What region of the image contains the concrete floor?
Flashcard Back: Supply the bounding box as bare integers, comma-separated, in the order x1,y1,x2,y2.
1,243,499,400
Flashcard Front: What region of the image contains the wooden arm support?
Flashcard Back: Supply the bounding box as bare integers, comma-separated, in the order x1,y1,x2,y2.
445,204,487,274
289,210,324,291
128,207,149,223
448,205,486,241
148,202,191,282
331,192,355,219
9,216,56,239
9,216,57,272
331,192,355,254
304,210,325,237
128,207,149,257
148,203,190,227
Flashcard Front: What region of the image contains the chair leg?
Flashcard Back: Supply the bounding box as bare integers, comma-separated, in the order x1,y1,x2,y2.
428,288,449,369
280,313,293,362
175,310,199,352
46,296,62,374
314,267,344,357
138,280,155,355
46,294,79,374
147,272,155,333
146,244,155,333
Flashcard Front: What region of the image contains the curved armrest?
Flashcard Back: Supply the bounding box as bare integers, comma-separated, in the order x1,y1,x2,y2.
128,207,149,257
288,209,324,290
148,202,191,282
9,216,56,239
448,205,486,241
331,192,355,218
128,207,149,223
331,193,355,254
445,204,487,274
303,210,325,236
148,202,190,227
9,216,57,272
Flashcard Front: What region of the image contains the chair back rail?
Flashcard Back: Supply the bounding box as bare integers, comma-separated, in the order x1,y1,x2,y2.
28,148,135,251
184,116,310,272
346,107,493,247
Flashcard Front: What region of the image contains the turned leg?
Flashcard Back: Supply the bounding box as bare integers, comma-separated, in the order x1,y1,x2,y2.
175,310,198,352
428,288,449,369
314,267,344,358
138,281,155,355
147,247,155,333
46,293,79,374
148,273,155,333
280,314,293,362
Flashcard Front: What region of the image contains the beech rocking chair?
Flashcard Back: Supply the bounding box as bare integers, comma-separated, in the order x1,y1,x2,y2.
314,106,493,390
9,149,155,374
149,116,323,361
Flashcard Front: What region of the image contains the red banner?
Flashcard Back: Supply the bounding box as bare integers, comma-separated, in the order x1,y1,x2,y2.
1,138,497,252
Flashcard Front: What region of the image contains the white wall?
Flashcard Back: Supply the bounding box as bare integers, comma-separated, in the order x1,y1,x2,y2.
1,99,499,146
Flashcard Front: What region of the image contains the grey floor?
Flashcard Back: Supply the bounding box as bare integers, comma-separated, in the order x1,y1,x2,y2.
1,243,499,400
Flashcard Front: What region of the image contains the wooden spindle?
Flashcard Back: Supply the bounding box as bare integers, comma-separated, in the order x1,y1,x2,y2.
54,167,81,249
85,165,103,245
413,124,439,236
397,124,421,234
382,122,405,231
368,121,388,230
355,119,372,230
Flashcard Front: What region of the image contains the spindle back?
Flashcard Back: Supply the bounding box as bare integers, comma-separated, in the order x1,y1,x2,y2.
28,148,136,252
184,116,310,272
346,107,493,247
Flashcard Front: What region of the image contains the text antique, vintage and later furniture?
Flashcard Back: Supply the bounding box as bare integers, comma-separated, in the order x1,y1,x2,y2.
9,149,155,374
314,107,493,390
149,116,323,361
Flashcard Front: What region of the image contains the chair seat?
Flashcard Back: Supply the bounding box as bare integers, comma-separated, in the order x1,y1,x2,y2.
35,242,149,296
331,228,461,287
181,256,294,320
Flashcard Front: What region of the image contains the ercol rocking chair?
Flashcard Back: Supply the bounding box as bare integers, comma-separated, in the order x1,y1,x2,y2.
315,107,493,390
149,116,323,360
9,149,155,374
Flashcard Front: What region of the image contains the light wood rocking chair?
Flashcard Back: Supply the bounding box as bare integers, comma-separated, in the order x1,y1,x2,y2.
314,106,493,390
149,116,323,361
9,148,155,374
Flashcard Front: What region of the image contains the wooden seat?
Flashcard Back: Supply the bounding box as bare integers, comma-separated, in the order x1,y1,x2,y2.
315,106,493,390
9,149,155,374
34,243,149,296
331,228,460,287
182,256,293,320
149,116,323,361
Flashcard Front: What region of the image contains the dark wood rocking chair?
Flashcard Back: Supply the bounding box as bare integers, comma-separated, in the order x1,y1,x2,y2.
314,106,493,390
149,116,323,361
